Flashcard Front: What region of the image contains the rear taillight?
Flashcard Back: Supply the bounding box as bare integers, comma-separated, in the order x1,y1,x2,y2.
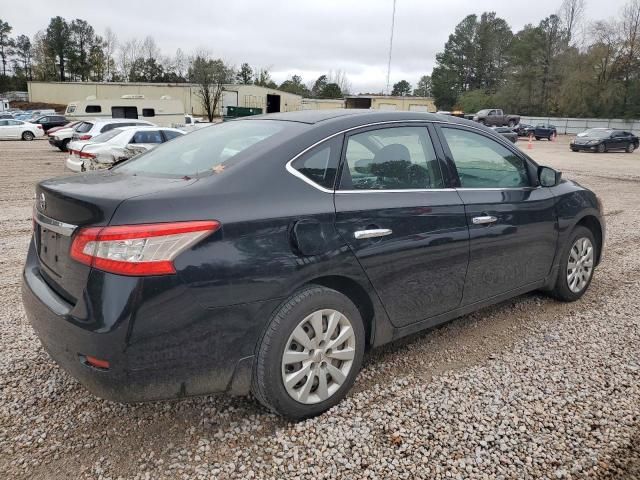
79,151,96,159
70,221,220,276
36,125,43,129
78,134,92,140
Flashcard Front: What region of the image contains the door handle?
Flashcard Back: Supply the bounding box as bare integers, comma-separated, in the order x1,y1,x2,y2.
472,215,498,225
354,228,393,239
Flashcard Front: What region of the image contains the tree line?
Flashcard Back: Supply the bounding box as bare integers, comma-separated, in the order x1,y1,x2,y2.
0,16,350,103
429,0,640,118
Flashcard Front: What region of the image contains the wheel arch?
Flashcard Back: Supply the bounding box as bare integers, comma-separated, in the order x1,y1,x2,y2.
304,275,377,348
575,215,604,265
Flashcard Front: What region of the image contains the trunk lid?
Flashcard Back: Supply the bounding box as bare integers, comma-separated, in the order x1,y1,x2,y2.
34,171,197,303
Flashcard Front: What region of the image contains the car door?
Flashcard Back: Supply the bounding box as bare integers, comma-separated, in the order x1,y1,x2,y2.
435,125,558,305
610,131,626,150
334,124,469,328
0,120,11,139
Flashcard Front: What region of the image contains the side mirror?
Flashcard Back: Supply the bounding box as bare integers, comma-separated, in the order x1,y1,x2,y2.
538,166,562,187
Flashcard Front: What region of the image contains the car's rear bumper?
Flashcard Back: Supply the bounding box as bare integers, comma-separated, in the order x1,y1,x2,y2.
65,157,83,172
21,239,276,402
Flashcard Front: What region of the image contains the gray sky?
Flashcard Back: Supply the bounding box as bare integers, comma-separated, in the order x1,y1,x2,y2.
5,0,631,93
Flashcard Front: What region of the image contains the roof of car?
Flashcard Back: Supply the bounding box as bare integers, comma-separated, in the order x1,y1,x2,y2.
245,109,477,128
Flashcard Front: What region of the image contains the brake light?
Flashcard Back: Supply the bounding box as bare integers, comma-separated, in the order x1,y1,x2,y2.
78,134,92,140
36,125,43,129
79,151,96,159
70,221,220,276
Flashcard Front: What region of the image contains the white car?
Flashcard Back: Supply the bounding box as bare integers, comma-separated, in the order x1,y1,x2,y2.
71,118,156,142
0,119,44,141
66,126,185,172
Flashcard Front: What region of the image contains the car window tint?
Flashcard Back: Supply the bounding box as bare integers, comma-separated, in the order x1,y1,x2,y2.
291,136,340,190
162,130,183,141
341,126,444,190
0,120,8,126
442,127,529,188
131,130,163,144
8,120,22,125
91,129,123,143
76,122,93,133
116,120,294,177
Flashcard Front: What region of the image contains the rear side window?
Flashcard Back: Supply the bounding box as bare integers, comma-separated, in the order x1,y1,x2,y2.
116,120,294,177
162,130,183,141
441,127,529,188
291,137,341,190
340,126,444,190
85,105,101,113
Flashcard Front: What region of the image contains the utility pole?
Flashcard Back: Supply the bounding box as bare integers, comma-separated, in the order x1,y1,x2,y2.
385,0,397,95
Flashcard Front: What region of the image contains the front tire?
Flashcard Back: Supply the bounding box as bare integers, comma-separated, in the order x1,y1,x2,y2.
22,131,34,141
597,143,606,153
626,142,636,153
548,226,597,302
252,285,365,420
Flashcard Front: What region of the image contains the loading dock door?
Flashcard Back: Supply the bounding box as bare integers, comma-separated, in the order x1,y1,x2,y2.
112,106,138,119
266,94,281,113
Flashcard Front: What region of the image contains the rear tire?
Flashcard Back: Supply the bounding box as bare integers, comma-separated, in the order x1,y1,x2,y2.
252,285,365,420
626,142,636,153
571,148,579,152
535,136,541,141
548,226,597,302
597,143,606,153
22,131,34,141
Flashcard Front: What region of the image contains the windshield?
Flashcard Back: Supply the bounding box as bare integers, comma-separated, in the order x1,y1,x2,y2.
582,129,612,138
116,120,292,177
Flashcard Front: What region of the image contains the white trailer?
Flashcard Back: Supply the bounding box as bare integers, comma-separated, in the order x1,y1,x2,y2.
64,95,185,126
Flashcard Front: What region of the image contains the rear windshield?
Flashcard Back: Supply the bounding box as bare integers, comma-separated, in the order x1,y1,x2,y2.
90,129,125,144
76,122,93,133
116,120,293,177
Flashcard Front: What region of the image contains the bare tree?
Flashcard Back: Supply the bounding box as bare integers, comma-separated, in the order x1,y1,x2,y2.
189,52,234,121
327,70,352,95
619,0,640,113
117,38,140,81
103,27,117,80
560,0,586,45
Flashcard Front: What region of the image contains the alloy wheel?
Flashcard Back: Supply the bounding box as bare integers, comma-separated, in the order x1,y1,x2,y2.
567,237,594,293
281,309,356,404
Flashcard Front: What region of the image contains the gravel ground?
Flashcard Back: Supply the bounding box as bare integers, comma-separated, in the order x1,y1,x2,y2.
0,136,638,479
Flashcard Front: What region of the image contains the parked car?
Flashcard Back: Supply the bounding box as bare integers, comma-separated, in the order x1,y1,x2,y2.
23,110,605,420
48,122,82,151
533,124,557,141
14,113,33,121
71,118,155,142
31,114,69,133
66,126,185,172
47,121,79,137
0,113,15,120
473,109,520,127
514,123,535,136
570,128,639,153
492,126,518,143
0,119,44,140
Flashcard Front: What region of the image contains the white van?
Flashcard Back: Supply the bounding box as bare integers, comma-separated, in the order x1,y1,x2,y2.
64,95,185,127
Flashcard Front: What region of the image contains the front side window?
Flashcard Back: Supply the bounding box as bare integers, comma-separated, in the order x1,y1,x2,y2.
441,127,529,188
340,126,444,190
291,136,341,190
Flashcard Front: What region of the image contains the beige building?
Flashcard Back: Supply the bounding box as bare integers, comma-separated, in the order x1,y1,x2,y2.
345,95,436,112
27,81,302,117
301,98,345,110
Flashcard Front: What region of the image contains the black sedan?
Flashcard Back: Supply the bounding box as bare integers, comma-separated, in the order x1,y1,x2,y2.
22,110,605,419
31,114,68,133
570,128,639,153
514,123,535,136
